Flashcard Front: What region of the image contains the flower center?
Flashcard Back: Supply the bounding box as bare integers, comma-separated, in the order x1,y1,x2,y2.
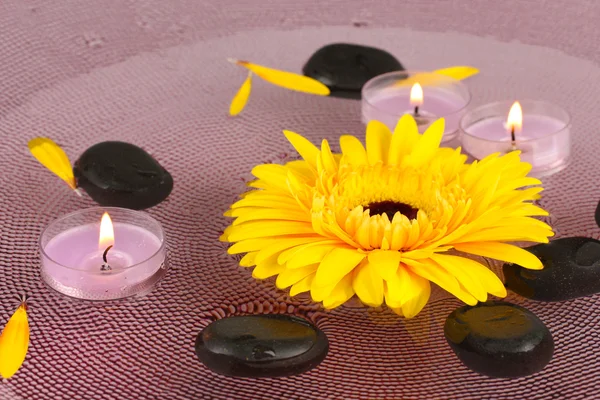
365,201,419,221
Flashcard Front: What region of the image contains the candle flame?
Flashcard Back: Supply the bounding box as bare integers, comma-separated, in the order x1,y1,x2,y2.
410,83,424,107
507,101,523,134
99,212,114,249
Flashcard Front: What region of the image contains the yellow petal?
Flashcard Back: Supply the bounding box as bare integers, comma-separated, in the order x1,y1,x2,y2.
399,289,431,318
28,138,76,190
239,251,259,267
430,254,488,302
404,258,476,305
355,217,372,249
277,240,339,265
390,223,408,251
228,237,287,254
314,248,366,287
367,250,401,281
319,140,338,175
454,242,543,270
433,66,479,81
276,264,318,289
252,255,285,279
254,237,323,265
287,244,337,269
229,71,252,116
353,261,384,307
251,164,289,191
290,274,314,296
396,264,426,305
247,179,286,192
227,221,315,241
0,303,29,379
233,60,330,95
388,114,419,165
219,225,233,242
454,225,552,244
404,220,421,248
310,280,336,302
403,118,445,168
231,208,310,225
503,203,549,218
391,268,431,319
403,258,459,293
286,160,316,180
392,67,478,89
456,256,506,298
286,169,309,196
231,195,300,210
339,135,368,168
384,277,403,309
322,273,355,309
365,120,392,164
283,130,319,169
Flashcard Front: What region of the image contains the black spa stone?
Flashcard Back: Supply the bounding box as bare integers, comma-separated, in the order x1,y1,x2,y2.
73,141,173,210
303,43,404,99
195,314,329,377
444,301,554,378
503,237,600,302
595,201,600,229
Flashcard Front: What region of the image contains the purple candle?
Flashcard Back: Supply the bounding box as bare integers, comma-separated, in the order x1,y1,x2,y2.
460,100,571,178
362,71,471,143
40,207,167,300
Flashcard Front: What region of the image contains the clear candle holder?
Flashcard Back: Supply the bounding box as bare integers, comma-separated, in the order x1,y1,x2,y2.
361,70,471,143
39,207,168,301
460,100,571,178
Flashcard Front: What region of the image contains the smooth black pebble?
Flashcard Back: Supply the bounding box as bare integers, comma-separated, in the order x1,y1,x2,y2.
303,43,404,99
503,237,600,301
444,301,554,378
73,141,173,210
195,314,328,377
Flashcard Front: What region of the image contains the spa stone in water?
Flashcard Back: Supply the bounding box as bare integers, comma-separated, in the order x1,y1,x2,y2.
503,237,600,301
74,141,173,210
195,314,328,377
303,43,404,99
444,301,554,378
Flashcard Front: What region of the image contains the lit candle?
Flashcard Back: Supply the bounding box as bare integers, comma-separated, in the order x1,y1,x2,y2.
507,101,523,150
460,100,571,178
361,70,471,143
410,82,424,116
40,207,168,300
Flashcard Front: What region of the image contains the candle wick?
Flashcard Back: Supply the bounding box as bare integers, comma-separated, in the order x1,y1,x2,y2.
414,106,419,116
101,245,113,271
102,245,113,263
510,125,517,151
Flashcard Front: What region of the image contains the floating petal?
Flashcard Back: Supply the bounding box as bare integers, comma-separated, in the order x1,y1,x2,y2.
0,300,29,379
229,72,252,116
28,138,76,190
232,59,330,95
433,66,479,81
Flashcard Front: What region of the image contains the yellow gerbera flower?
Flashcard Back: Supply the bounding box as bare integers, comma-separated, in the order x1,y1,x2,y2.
221,115,553,318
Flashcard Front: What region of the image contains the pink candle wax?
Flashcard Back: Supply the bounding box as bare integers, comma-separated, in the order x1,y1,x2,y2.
362,71,471,143
40,208,167,300
460,100,571,178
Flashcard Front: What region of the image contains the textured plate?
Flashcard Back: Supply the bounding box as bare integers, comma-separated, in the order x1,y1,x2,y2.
1,3,600,398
